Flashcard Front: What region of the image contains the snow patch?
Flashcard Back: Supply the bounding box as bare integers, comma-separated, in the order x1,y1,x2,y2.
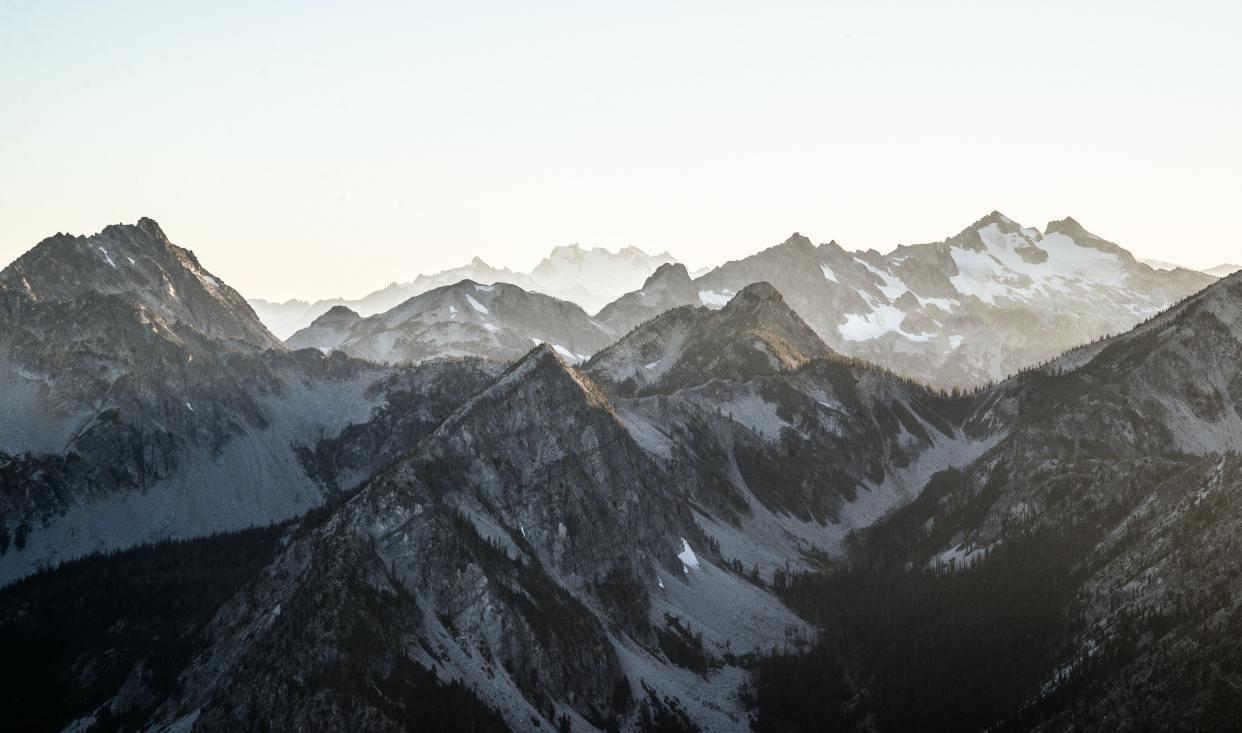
678,538,700,572
464,293,489,315
839,302,933,342
698,289,733,308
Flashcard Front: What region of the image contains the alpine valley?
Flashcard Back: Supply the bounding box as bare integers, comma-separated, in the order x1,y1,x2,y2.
2,216,1240,733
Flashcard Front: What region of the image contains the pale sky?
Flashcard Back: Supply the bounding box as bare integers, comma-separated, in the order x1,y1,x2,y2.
2,0,1239,301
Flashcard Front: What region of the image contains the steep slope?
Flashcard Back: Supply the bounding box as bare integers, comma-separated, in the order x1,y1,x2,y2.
918,270,1242,556
595,262,700,335
290,280,618,365
141,346,802,731
750,272,1242,731
661,214,1214,389
1,217,281,351
587,285,993,575
588,281,834,395
0,221,496,585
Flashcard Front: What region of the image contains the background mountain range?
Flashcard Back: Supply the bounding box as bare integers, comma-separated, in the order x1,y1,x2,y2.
1,217,1240,731
279,212,1219,389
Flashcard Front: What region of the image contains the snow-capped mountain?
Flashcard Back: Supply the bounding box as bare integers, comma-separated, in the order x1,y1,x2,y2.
607,212,1213,389
250,245,676,338
0,220,499,584
5,217,1239,731
780,271,1242,728
287,280,618,365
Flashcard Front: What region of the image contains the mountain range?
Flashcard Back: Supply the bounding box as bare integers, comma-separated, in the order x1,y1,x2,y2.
0,220,501,585
282,212,1215,390
1,216,1240,731
249,244,678,339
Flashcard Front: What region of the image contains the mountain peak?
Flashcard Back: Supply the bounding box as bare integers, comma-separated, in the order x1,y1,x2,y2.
780,232,815,251
972,210,1019,230
588,279,832,394
486,341,613,413
135,217,169,242
1045,216,1090,238
318,304,361,322
642,261,691,289
724,280,784,309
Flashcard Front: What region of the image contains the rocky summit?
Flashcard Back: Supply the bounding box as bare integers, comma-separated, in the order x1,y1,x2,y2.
2,220,1240,732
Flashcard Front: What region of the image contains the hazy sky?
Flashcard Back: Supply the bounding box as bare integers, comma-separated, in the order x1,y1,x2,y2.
2,1,1239,301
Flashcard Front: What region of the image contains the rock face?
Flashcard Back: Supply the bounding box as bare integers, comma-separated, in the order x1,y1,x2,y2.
918,270,1242,553
154,272,1242,730
599,213,1213,389
287,280,618,365
257,213,1212,391
0,221,498,585
1,218,281,351
765,271,1242,729
596,262,700,336
146,346,803,731
588,281,834,396
140,290,995,731
5,218,1241,731
251,245,677,338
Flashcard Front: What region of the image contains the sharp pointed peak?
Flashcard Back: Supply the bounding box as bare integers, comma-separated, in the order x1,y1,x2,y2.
970,210,1019,230
779,232,815,249
494,341,612,409
135,217,169,242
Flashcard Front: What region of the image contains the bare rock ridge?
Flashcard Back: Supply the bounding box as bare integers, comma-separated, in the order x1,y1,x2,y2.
260,211,1213,391
587,280,834,396
288,279,617,365
0,219,500,584
1,217,282,351
3,217,1241,731
684,212,1214,388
